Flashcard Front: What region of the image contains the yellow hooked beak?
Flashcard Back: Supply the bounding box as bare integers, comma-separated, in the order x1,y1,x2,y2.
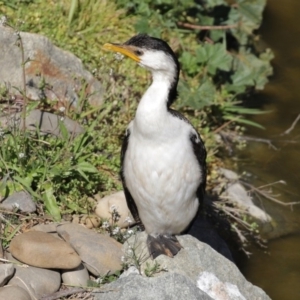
103,43,141,63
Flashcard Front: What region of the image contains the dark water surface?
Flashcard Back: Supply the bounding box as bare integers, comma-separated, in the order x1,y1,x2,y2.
239,1,300,299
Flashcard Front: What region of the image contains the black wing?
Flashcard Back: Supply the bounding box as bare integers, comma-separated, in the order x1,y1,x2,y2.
190,132,207,205
168,109,207,205
120,128,144,228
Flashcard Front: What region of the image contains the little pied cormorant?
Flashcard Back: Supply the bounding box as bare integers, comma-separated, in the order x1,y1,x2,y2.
103,34,206,259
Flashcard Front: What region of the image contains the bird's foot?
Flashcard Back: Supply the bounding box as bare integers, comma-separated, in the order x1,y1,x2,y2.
147,234,183,259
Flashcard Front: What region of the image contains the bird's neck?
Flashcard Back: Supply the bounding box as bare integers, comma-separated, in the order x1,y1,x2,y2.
134,69,178,135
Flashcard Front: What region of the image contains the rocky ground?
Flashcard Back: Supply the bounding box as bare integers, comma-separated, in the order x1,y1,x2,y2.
0,189,271,300
0,222,271,300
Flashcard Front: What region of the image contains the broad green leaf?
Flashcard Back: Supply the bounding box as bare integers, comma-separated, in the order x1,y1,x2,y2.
43,183,61,221
205,43,233,74
230,49,273,90
76,169,89,181
14,175,33,189
228,0,267,45
196,46,208,64
180,51,199,75
196,43,233,75
178,80,216,110
197,81,216,107
134,18,151,34
76,161,98,173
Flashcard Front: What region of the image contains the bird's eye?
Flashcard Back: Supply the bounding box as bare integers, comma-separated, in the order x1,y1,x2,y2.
134,50,143,56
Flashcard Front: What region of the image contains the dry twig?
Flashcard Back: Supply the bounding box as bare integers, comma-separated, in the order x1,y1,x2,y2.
241,180,300,207
220,131,278,150
281,113,300,135
177,22,238,30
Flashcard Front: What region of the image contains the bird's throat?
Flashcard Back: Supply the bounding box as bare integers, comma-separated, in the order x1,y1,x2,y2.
134,77,171,135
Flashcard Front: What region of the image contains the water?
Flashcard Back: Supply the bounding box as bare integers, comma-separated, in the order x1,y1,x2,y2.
238,1,300,299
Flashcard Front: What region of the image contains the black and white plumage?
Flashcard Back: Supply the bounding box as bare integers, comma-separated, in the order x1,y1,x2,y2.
104,34,206,258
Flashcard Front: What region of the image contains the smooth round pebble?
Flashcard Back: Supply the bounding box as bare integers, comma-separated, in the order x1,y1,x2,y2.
57,223,123,276
9,231,81,269
0,285,31,300
29,222,69,233
8,265,61,299
95,191,136,228
0,191,36,213
61,263,90,286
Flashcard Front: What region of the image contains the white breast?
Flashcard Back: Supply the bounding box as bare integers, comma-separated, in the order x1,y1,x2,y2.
124,114,202,235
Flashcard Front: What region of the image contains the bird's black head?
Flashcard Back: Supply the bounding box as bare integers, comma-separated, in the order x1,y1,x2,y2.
125,34,180,107
103,34,180,107
124,34,174,55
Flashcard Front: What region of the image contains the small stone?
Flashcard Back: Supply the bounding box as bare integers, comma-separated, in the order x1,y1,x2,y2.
9,231,81,269
8,265,61,299
0,264,15,287
61,263,90,287
95,191,136,228
24,109,85,137
82,215,101,229
29,222,68,233
0,286,31,300
0,191,36,213
219,168,239,180
72,215,80,224
219,168,271,222
57,223,123,276
29,222,71,239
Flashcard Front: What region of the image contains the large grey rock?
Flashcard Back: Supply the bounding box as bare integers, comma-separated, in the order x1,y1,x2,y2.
0,26,103,107
122,232,271,300
0,191,36,213
8,265,61,299
94,273,213,300
57,223,123,276
0,285,31,300
9,231,81,269
0,109,85,137
197,271,248,300
0,264,15,287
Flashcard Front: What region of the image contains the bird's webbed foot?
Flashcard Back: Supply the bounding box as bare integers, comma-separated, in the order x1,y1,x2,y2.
147,234,183,259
